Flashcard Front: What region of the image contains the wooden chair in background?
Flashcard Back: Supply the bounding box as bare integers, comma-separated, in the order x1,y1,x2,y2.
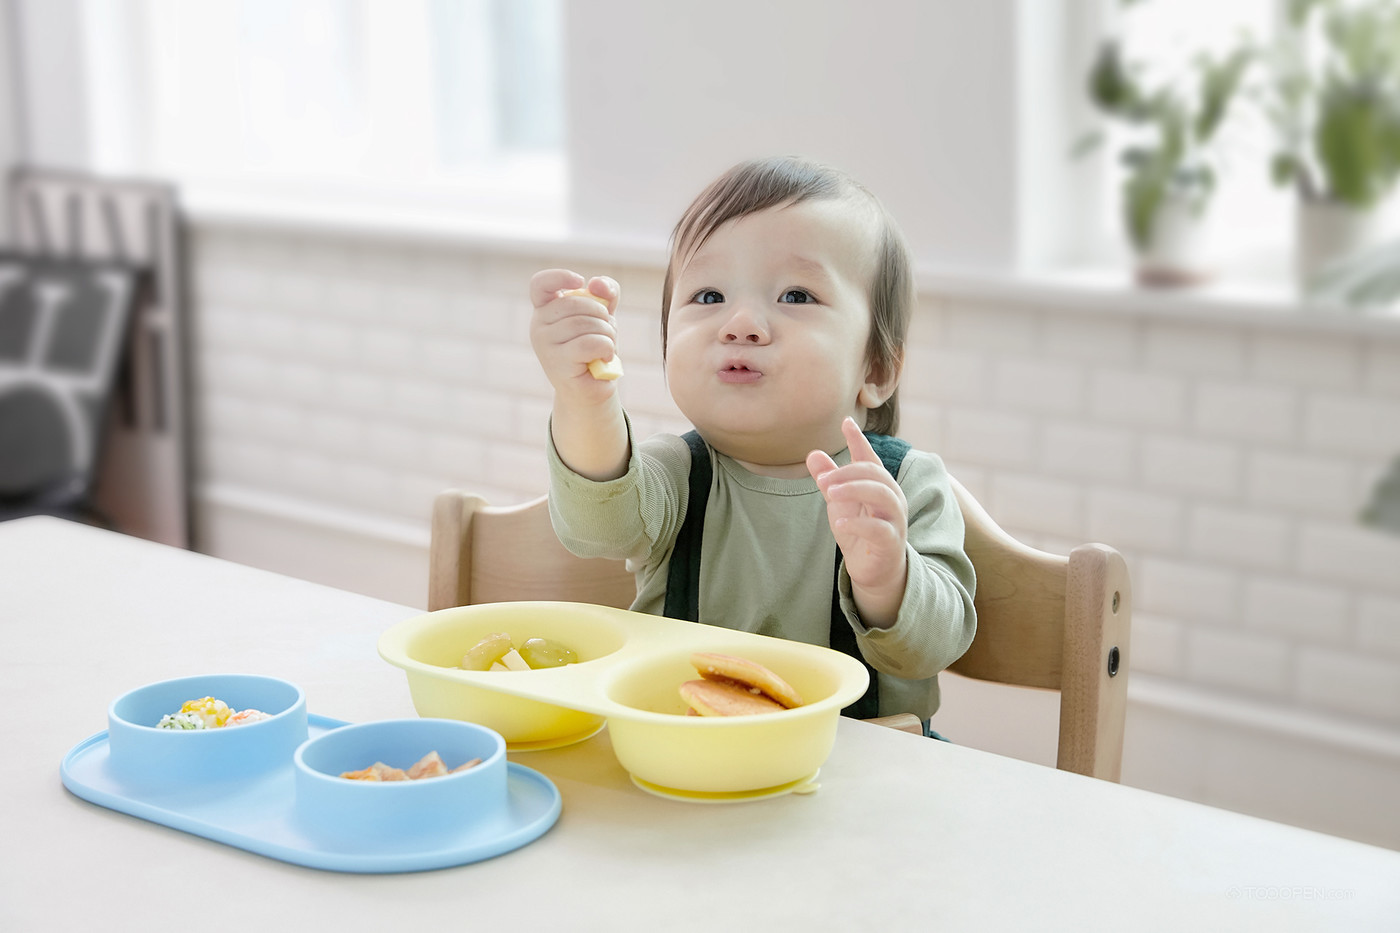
429,478,1131,781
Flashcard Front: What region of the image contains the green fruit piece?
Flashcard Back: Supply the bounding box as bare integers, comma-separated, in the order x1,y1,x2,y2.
518,637,579,669
460,632,514,671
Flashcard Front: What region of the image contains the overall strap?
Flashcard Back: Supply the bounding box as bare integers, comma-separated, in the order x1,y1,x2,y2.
863,432,913,480
663,431,710,622
662,430,911,720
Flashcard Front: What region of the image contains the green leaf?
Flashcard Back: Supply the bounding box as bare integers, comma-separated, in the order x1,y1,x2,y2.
1124,161,1170,251
1088,41,1136,114
1316,82,1399,207
1196,47,1254,143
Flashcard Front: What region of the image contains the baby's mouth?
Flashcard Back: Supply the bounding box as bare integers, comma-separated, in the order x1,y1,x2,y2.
718,362,762,384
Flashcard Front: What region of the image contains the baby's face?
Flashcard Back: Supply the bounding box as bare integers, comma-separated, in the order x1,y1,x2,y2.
665,198,884,475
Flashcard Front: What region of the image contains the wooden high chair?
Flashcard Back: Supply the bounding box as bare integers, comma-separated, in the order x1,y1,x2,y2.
428,477,1131,781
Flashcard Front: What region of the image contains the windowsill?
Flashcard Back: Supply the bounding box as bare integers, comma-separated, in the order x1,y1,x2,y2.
181,189,1400,338
181,183,670,269
919,265,1400,337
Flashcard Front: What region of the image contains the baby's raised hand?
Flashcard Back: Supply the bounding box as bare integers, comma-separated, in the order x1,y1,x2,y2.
807,418,910,628
528,269,621,400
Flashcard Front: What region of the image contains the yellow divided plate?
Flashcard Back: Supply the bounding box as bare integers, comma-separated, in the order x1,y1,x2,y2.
377,602,869,797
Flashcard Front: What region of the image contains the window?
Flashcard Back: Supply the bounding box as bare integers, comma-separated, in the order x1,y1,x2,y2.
1079,0,1292,278
97,0,564,227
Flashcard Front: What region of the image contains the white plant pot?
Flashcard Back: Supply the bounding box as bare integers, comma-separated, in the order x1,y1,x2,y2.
1135,194,1213,287
1295,198,1393,289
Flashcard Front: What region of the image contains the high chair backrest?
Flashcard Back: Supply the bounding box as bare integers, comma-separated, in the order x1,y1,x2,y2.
428,480,1131,781
943,476,1131,781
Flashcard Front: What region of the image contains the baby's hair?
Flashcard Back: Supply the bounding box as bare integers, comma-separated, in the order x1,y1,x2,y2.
661,156,913,435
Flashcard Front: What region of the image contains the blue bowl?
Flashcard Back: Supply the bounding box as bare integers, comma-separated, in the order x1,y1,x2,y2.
294,718,508,840
106,674,308,785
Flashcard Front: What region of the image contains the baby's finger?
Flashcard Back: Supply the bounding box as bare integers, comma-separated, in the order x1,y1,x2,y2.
546,311,617,345
535,289,616,329
843,417,881,465
822,478,905,522
531,268,585,307
564,284,613,313
584,276,620,310
806,449,839,487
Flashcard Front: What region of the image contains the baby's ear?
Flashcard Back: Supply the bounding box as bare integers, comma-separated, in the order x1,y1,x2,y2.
858,349,903,409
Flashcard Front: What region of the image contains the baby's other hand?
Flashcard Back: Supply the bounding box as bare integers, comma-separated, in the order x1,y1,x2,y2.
807,418,909,627
528,269,622,400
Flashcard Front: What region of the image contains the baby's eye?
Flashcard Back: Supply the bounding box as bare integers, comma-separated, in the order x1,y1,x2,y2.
779,289,815,304
693,289,724,304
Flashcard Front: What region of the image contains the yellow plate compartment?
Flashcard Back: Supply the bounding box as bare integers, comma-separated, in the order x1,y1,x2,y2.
378,602,869,795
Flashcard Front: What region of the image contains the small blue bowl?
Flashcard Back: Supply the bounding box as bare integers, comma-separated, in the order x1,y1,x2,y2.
294,718,508,840
107,674,308,785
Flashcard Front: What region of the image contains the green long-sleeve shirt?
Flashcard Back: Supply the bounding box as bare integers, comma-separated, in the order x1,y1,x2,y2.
547,419,976,720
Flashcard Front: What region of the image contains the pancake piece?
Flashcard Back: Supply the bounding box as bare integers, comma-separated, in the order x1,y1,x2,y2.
680,679,785,716
691,652,804,709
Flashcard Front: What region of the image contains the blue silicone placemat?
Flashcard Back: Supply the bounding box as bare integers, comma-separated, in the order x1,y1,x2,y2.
60,714,561,873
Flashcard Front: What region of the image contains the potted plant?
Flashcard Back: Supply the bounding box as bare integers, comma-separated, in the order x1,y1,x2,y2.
1080,19,1254,286
1265,0,1400,287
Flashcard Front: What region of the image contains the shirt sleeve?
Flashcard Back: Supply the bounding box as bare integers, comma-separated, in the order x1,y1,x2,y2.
545,414,692,565
836,450,977,681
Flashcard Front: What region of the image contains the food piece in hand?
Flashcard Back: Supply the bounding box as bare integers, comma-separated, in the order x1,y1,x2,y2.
586,356,624,380
690,652,804,709
461,631,514,671
562,287,624,381
518,637,579,669
680,679,785,716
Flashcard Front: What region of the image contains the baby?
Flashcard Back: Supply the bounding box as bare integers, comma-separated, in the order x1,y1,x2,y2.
528,156,975,726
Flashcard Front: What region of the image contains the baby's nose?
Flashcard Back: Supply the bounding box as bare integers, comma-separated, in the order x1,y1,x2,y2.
720,307,770,344
723,329,764,343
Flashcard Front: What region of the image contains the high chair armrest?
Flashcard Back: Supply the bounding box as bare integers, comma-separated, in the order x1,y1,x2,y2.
864,714,923,735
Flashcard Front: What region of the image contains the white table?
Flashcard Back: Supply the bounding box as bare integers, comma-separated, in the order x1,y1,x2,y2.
3,517,1397,932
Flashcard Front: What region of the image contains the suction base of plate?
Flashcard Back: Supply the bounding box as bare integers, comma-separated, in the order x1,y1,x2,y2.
629,769,820,804
505,720,606,753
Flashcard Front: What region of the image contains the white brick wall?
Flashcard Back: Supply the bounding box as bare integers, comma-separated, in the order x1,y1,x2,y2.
1090,369,1189,429
186,223,1400,743
1193,380,1298,444
1299,648,1400,723
1145,320,1248,375
1187,627,1295,698
1358,595,1400,660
